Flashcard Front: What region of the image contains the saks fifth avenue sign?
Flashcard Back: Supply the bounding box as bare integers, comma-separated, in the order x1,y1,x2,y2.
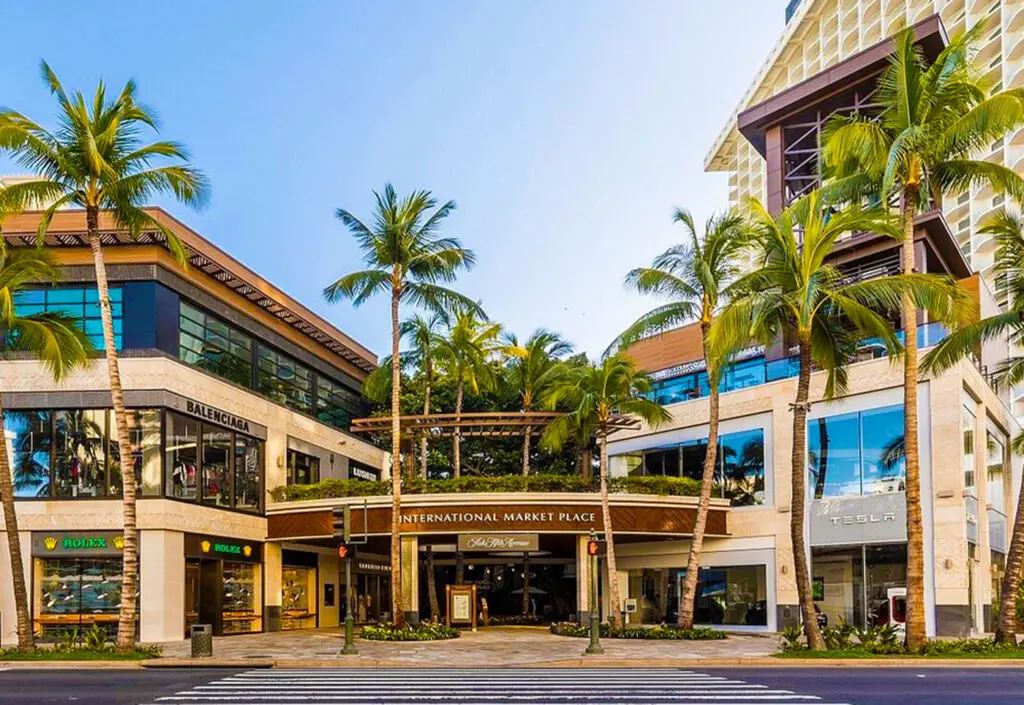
401,510,597,527
458,533,540,552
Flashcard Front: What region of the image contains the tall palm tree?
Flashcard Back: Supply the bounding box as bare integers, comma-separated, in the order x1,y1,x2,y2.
541,354,671,628
504,329,573,475
324,184,477,627
713,191,966,650
434,310,500,477
0,61,209,648
0,246,92,649
608,207,748,630
922,208,1024,644
821,23,1024,649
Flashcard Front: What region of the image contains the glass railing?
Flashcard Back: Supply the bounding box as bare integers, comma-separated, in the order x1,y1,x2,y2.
648,322,949,406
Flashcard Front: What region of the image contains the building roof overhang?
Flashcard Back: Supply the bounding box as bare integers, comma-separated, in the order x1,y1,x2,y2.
2,207,377,373
737,14,947,158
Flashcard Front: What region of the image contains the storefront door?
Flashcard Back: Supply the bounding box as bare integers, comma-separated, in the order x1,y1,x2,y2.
185,560,201,637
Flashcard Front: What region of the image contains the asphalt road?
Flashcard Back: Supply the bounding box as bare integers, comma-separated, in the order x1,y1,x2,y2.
0,666,1023,705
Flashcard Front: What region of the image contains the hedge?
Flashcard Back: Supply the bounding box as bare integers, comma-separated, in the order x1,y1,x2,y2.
549,621,726,640
270,474,704,502
360,621,460,641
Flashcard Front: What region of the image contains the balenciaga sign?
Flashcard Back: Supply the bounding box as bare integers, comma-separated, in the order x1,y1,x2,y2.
810,492,908,546
185,400,251,434
457,533,540,552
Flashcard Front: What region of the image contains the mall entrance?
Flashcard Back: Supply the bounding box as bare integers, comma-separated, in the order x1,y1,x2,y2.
417,534,578,624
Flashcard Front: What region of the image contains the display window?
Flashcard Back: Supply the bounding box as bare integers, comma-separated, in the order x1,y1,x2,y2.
184,533,263,636
223,562,259,634
811,543,907,629
626,565,768,626
282,566,318,630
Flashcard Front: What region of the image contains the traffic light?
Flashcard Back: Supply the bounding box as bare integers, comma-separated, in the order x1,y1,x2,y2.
338,543,357,560
332,506,351,542
586,538,601,556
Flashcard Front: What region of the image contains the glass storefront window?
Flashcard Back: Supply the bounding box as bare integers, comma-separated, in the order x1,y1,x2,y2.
179,302,254,388
53,410,109,498
6,410,52,498
282,566,317,630
223,562,259,634
811,544,906,629
202,427,232,507
109,410,163,497
987,430,1007,515
287,449,320,486
35,557,123,639
627,565,768,626
234,436,261,511
720,428,765,506
963,404,977,496
808,404,904,499
256,345,313,414
166,413,200,500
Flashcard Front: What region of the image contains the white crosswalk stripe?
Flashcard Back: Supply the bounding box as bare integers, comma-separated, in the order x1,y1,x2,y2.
142,669,852,705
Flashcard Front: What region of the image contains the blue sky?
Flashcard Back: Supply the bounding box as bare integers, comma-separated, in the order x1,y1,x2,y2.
0,1,783,360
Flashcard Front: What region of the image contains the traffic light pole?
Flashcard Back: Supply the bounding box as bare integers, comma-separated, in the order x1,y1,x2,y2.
584,532,603,655
340,505,358,655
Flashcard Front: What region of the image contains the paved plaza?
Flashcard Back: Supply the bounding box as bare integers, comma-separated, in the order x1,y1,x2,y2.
156,626,777,666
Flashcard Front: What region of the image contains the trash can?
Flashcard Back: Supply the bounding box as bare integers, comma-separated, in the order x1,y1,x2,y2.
191,624,213,658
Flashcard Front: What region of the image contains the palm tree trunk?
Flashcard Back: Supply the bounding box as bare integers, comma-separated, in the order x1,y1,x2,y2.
679,327,720,629
901,189,927,651
522,551,531,616
453,380,464,478
792,339,823,650
995,460,1024,643
599,431,622,628
581,447,592,482
389,282,405,627
86,212,138,650
426,545,440,621
420,366,431,479
0,395,33,649
521,431,530,476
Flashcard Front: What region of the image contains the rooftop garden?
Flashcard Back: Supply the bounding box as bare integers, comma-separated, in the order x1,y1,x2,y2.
270,474,703,502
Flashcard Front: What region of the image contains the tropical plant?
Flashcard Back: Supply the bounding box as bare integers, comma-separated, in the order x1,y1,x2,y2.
0,246,92,649
922,208,1024,644
821,23,1024,649
713,191,966,650
608,207,749,630
541,353,671,627
503,329,573,475
0,61,209,648
323,184,477,627
433,309,501,477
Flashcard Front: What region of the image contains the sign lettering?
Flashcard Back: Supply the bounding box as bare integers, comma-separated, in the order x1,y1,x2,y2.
186,400,251,434
458,533,540,552
33,532,125,556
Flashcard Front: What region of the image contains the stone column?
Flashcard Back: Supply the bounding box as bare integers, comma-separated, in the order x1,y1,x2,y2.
401,535,419,625
139,530,185,643
264,542,283,632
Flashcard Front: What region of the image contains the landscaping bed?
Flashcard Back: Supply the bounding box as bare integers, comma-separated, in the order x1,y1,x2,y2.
271,474,702,502
778,624,1024,659
549,622,726,640
361,621,461,641
0,647,160,661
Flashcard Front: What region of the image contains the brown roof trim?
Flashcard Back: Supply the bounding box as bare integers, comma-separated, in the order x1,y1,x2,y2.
2,207,377,371
737,15,948,156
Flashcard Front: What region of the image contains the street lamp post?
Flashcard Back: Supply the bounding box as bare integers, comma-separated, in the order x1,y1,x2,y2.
584,531,603,656
339,505,358,655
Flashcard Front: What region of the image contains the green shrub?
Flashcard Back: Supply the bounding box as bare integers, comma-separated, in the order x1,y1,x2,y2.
549,621,725,640
821,621,856,651
360,621,460,641
779,625,804,653
918,638,1024,656
271,473,704,502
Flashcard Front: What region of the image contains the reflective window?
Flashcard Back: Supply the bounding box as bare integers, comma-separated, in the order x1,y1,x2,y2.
987,430,1008,515
963,405,977,496
107,410,163,498
628,565,768,626
202,427,232,507
808,404,904,499
5,410,52,498
179,303,253,388
166,413,199,500
315,376,362,430
287,449,320,486
256,345,313,413
53,410,108,498
14,287,122,350
234,435,261,511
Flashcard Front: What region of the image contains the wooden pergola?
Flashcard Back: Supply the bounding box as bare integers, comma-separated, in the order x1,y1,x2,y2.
349,411,642,439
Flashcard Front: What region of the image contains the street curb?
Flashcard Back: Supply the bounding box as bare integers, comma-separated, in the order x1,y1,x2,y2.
0,661,147,669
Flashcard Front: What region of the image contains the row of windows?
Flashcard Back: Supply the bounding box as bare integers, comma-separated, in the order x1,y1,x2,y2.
613,429,766,507
13,287,123,350
6,408,264,513
177,301,363,430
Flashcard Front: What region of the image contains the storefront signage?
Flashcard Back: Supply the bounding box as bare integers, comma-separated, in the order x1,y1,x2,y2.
185,400,251,434
810,493,908,546
457,533,540,552
648,345,764,381
349,465,379,482
185,533,262,563
32,531,125,557
401,510,597,527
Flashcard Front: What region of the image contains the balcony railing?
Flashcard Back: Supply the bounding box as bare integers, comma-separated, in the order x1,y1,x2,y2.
648,322,948,406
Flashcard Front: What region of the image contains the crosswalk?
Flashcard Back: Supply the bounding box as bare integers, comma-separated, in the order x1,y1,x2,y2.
144,668,853,705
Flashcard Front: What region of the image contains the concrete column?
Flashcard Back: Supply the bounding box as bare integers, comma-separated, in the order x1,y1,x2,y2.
575,535,590,623
264,429,288,503
400,535,419,625
264,542,283,632
0,530,31,647
319,552,340,628
139,530,185,643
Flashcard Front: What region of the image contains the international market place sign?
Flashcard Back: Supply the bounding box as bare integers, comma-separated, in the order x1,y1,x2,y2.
31,531,125,557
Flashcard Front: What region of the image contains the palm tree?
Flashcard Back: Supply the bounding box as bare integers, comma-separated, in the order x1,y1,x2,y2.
541,353,671,628
608,207,748,630
324,184,477,627
0,62,209,649
434,309,501,477
713,191,966,650
0,246,92,649
821,23,1024,649
504,330,573,475
922,208,1024,644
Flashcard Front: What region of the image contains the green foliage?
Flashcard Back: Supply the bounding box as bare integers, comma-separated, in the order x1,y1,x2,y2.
486,614,545,626
5,627,163,659
779,625,804,653
549,621,725,640
853,624,902,654
360,621,460,641
270,474,703,502
83,624,110,651
918,638,1024,656
821,621,857,651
